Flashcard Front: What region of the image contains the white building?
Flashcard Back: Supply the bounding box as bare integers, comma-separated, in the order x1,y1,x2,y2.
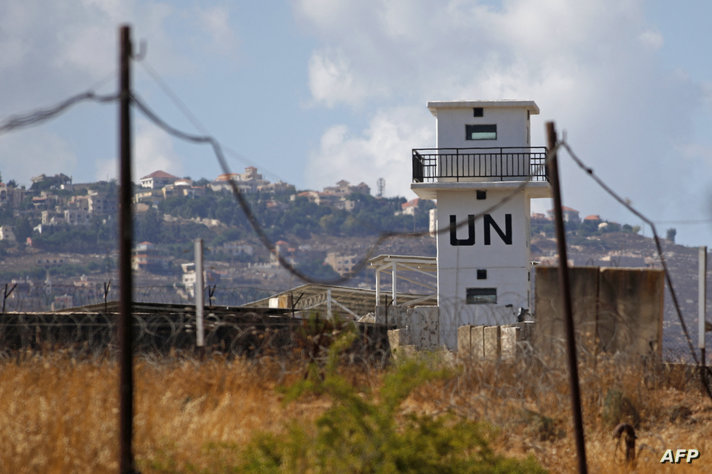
411,100,551,348
0,225,16,242
139,170,178,190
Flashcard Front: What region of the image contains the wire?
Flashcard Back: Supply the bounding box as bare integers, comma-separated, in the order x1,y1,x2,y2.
137,60,209,136
0,92,118,135
560,141,702,371
130,91,546,286
653,219,712,225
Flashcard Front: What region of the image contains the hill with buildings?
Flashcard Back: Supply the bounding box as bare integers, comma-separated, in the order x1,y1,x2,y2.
0,168,707,356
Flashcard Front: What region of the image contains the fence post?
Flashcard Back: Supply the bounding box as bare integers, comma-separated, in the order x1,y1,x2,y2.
699,246,707,393
547,121,588,474
195,238,204,347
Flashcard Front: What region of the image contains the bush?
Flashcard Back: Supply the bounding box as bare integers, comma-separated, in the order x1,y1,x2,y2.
238,334,545,473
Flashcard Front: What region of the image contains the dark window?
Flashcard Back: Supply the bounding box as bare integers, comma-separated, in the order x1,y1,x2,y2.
466,288,497,304
476,190,486,200
477,269,487,280
466,124,497,140
473,107,483,117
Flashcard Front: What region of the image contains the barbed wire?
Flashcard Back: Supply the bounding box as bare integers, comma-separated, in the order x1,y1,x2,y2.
0,310,391,365
0,284,278,313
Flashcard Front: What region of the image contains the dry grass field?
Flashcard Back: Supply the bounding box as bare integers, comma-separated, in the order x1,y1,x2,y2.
1,348,710,473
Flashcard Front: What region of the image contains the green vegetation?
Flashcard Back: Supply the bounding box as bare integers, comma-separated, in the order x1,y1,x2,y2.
31,220,115,253
532,218,640,240
236,333,545,473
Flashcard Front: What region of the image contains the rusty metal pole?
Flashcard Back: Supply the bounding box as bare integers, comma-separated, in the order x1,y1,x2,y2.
546,122,587,474
118,24,136,474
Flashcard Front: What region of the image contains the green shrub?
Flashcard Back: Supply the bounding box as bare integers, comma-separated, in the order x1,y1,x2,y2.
238,334,546,473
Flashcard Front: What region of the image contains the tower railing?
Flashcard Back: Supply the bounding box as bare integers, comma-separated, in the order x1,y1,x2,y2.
412,147,549,183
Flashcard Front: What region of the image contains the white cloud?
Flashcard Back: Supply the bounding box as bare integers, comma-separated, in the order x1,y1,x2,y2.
305,107,432,197
93,157,117,183
297,0,709,231
92,119,185,183
134,120,184,180
638,29,664,50
0,130,77,186
197,5,239,55
308,49,373,107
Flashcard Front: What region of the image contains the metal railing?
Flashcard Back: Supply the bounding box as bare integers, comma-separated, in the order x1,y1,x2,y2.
412,147,549,183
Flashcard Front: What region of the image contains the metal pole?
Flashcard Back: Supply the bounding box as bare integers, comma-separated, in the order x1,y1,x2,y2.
546,121,587,474
195,238,205,347
117,24,136,474
699,246,707,390
392,264,397,306
327,288,332,320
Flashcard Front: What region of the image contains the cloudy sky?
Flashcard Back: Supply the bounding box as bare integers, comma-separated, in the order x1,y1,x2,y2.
2,0,712,246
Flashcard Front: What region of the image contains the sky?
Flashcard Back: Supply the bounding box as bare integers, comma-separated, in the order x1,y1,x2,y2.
2,0,712,247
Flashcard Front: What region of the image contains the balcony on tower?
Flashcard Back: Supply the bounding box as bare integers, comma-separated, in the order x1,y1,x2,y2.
411,100,550,199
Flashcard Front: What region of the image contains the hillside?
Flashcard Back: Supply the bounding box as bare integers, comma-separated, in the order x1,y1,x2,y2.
0,172,709,360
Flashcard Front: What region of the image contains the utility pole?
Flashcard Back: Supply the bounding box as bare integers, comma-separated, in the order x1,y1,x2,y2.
118,24,136,474
546,122,587,474
699,246,707,393
195,238,205,348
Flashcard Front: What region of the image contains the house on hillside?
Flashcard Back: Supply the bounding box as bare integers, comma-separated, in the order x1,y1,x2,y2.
0,183,25,207
547,206,580,223
139,170,178,190
0,226,16,242
324,251,358,277
323,180,371,197
399,198,420,216
31,173,72,191
132,241,168,273
211,167,270,193
270,240,296,266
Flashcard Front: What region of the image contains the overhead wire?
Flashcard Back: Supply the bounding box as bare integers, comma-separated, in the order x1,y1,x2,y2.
0,91,118,135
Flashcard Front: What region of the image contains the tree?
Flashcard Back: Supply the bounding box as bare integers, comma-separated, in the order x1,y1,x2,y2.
13,216,33,243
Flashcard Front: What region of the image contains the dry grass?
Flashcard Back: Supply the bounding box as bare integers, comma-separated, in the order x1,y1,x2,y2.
1,349,710,473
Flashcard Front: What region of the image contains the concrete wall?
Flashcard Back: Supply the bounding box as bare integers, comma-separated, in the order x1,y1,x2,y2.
457,323,532,360
533,266,599,352
533,266,664,361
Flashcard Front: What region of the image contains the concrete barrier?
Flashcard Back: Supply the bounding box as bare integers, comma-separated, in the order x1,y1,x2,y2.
533,266,663,362
500,325,520,360
483,326,501,359
471,325,485,359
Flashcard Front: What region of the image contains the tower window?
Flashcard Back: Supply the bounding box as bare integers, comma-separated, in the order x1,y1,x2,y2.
477,269,487,280
466,124,497,140
476,190,486,200
473,107,484,117
466,288,497,304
